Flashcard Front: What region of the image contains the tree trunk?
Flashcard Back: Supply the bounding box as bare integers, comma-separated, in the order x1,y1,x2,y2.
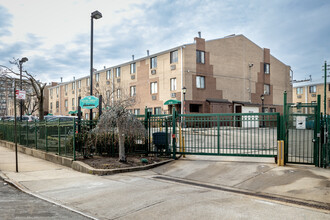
118,128,126,162
38,95,44,121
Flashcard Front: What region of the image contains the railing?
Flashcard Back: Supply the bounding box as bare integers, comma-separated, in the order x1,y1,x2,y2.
0,111,281,161
0,119,75,158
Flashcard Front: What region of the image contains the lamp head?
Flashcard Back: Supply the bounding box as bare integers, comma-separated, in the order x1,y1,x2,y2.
20,57,28,63
182,87,187,94
260,94,265,100
91,10,102,19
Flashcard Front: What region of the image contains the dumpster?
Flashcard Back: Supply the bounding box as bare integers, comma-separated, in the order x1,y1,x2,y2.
152,132,171,154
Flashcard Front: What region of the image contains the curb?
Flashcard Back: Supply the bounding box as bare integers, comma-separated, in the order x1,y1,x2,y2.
0,171,98,220
72,159,174,175
0,140,174,176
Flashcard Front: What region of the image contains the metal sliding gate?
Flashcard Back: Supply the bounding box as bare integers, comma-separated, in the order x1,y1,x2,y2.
175,112,280,158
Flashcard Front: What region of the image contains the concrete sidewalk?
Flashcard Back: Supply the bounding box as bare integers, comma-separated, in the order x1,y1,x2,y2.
0,145,329,219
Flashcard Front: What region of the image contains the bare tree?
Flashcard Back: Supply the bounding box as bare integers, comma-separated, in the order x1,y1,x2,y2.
0,58,47,120
92,96,145,162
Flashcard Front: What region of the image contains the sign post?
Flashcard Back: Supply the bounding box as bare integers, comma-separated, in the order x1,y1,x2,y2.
14,89,26,172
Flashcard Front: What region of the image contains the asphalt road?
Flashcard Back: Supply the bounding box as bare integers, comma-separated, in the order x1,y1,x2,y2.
0,177,90,220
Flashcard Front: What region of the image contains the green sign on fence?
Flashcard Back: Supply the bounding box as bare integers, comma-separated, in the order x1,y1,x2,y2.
80,96,99,109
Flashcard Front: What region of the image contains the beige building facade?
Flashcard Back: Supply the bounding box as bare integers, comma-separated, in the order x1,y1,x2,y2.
48,34,292,118
293,78,329,113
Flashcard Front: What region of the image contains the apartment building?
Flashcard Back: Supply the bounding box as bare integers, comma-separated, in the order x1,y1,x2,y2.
293,78,329,112
49,34,292,118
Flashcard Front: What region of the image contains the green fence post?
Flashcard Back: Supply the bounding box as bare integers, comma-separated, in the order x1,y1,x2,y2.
217,115,220,154
315,94,321,167
73,118,76,160
58,118,61,155
35,120,37,149
172,107,177,159
26,120,28,147
144,107,149,153
45,120,48,152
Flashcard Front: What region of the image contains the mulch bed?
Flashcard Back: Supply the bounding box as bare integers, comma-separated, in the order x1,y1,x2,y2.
79,155,170,169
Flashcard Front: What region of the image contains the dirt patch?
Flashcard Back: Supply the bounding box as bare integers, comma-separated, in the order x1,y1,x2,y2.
79,155,170,169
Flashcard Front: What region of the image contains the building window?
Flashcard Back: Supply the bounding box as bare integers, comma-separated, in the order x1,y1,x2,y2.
56,87,59,95
106,90,110,98
130,86,136,97
147,108,152,113
130,63,136,74
196,50,205,64
117,89,121,99
309,85,316,93
264,63,270,74
72,98,75,106
72,82,75,90
296,87,303,95
150,82,158,94
190,104,201,113
270,108,276,112
78,80,81,89
85,113,89,120
96,73,100,82
50,89,53,96
86,77,90,86
170,50,178,64
106,70,111,80
50,102,53,109
150,57,157,69
264,84,270,95
116,67,121,78
65,100,68,108
56,101,59,108
170,78,176,91
93,112,96,119
134,109,140,115
65,85,68,93
196,76,205,89
154,107,161,115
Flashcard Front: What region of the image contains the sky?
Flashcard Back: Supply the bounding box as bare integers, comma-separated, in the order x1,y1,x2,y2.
0,0,329,83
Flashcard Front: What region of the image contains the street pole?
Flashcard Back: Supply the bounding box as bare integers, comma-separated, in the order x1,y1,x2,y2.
324,61,327,115
19,57,28,121
19,62,23,121
14,80,18,172
90,10,102,124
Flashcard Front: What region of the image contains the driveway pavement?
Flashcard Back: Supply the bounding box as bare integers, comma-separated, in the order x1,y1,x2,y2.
0,145,329,220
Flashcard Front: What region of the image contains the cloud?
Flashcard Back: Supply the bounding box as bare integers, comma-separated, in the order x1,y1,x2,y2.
0,0,330,83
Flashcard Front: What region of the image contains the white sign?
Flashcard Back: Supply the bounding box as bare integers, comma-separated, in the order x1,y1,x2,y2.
15,90,26,100
296,116,306,129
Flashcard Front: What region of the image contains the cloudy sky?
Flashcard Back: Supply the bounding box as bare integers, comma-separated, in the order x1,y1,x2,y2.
0,0,329,83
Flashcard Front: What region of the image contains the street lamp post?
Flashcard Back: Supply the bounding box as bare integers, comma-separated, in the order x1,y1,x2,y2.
182,87,186,127
260,94,265,127
19,57,28,121
90,10,102,122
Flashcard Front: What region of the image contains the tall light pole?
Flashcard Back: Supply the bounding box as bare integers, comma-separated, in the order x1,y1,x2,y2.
90,10,102,122
19,57,28,121
260,94,265,127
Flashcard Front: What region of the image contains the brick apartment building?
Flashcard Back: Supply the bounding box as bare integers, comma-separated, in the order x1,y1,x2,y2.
48,34,292,119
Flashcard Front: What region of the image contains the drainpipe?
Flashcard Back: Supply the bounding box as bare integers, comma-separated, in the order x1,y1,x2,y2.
112,68,115,105
180,46,184,115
